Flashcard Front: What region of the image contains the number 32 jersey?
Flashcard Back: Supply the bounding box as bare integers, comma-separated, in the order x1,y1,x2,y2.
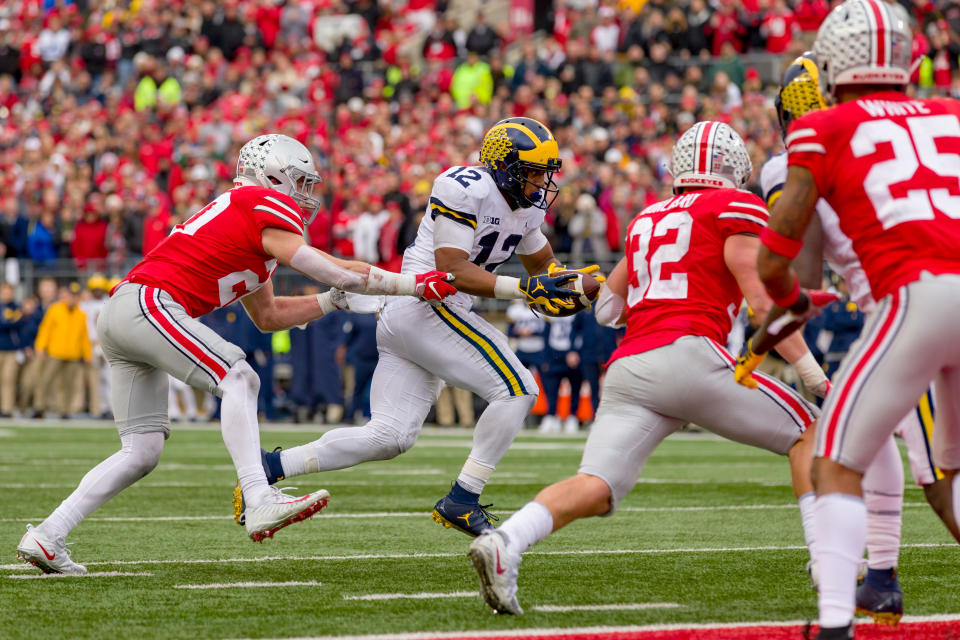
787,91,960,300
610,188,769,363
402,166,548,310
123,186,305,318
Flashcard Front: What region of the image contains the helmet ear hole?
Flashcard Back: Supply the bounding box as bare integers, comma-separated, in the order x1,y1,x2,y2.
268,176,283,185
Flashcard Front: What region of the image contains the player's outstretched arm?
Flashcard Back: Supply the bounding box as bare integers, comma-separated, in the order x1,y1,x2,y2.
593,258,628,328
240,280,385,332
435,244,577,313
262,228,455,301
725,233,831,397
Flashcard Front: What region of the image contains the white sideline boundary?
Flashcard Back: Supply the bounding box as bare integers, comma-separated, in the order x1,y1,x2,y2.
173,581,320,590
228,615,960,640
1,542,956,571
0,501,938,523
531,603,681,612
343,591,477,601
8,571,152,579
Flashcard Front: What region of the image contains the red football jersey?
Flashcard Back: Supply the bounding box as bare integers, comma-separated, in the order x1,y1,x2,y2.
609,188,768,364
787,91,960,300
123,186,305,318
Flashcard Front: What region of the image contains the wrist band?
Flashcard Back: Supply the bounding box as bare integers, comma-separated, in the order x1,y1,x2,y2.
770,278,800,309
760,227,803,259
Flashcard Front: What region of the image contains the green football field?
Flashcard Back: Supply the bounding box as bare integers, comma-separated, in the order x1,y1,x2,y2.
1,421,958,640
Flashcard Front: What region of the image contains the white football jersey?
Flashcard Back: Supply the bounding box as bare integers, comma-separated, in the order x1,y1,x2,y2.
760,152,875,312
402,166,548,310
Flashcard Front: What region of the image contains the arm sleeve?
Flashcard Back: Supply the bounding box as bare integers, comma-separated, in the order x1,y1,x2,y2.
516,227,549,256
716,191,769,238
433,215,477,253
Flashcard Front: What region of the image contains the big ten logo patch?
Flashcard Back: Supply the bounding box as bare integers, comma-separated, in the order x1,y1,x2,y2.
482,216,501,225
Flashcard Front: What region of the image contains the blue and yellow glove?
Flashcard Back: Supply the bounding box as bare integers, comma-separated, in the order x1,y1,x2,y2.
734,337,766,390
518,272,578,315
547,262,607,283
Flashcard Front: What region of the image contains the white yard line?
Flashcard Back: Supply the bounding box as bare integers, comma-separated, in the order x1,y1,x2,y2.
227,614,960,640
173,581,320,590
0,501,937,523
0,542,955,572
8,571,152,579
530,603,681,612
342,591,477,601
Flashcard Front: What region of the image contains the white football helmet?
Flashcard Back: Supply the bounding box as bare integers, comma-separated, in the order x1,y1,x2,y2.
236,134,323,224
813,0,911,103
670,121,751,191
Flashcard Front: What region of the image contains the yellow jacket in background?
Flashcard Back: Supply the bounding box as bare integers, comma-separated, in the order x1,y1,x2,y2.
35,302,92,361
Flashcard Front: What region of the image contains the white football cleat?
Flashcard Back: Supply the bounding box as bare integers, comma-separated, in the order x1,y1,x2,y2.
16,525,87,575
468,530,523,615
244,486,330,543
562,416,579,434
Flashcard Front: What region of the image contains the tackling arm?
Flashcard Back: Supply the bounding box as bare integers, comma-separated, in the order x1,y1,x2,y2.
594,258,628,327
725,233,829,396
262,228,453,299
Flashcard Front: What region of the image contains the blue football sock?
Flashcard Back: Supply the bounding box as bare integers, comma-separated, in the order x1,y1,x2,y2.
264,448,285,483
864,567,898,589
447,481,480,505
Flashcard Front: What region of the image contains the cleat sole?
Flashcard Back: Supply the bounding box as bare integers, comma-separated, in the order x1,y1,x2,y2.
467,547,520,615
856,607,902,626
249,495,329,543
431,509,481,538
232,483,245,526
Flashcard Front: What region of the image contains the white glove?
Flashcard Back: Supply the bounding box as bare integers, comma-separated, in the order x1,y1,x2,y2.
317,289,385,315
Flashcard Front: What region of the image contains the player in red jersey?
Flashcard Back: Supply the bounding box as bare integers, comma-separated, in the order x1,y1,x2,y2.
466,121,833,615
15,134,456,574
740,1,960,636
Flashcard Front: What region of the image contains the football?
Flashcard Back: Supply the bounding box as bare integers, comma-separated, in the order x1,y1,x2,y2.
532,269,602,318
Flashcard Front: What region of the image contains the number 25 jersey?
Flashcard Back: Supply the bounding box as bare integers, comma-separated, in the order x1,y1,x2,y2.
610,188,768,364
123,186,305,318
787,91,960,300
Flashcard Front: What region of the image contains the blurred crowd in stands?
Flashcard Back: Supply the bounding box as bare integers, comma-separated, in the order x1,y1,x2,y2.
0,0,955,424
0,0,956,282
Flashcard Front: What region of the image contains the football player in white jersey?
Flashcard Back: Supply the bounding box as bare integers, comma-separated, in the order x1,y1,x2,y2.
242,118,594,536
751,53,959,625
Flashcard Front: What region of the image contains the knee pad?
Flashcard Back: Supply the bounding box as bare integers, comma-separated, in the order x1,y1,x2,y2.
122,432,164,477
219,359,260,397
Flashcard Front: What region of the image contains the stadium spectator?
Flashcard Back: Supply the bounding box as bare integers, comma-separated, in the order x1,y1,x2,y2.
80,274,110,419
435,386,475,428
342,311,378,423
17,278,55,416
32,282,91,418
465,12,500,57
0,283,24,417
71,204,108,270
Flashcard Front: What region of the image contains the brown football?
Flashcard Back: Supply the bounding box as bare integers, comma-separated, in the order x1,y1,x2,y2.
531,270,602,317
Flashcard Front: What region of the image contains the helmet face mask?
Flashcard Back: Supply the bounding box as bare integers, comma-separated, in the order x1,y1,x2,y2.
480,117,562,210
237,134,323,225
813,0,911,103
670,121,752,192
776,53,827,135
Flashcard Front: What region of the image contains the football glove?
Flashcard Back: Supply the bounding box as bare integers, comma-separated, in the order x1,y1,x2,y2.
415,271,457,302
518,272,578,315
317,289,385,315
547,262,607,283
734,337,765,390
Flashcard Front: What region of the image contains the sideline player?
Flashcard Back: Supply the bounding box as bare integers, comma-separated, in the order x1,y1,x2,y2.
742,1,960,636
467,121,833,614
755,53,960,624
15,134,456,574
248,117,590,537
